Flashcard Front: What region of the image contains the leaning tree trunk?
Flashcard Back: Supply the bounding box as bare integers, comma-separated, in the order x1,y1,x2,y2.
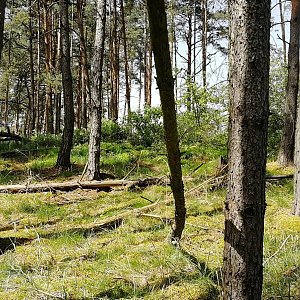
86,0,106,180
222,0,271,299
0,0,6,60
56,0,74,169
146,0,186,242
277,0,300,166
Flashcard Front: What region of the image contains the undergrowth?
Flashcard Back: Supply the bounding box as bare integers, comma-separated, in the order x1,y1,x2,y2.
0,138,298,299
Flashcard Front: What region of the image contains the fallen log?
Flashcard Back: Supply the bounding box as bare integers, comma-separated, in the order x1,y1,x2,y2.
0,177,168,194
0,131,23,142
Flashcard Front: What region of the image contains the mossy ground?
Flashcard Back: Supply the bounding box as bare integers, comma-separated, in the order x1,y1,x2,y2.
0,143,299,299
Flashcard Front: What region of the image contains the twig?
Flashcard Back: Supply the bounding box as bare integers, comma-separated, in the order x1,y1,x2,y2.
186,175,226,194
79,161,88,182
186,222,223,233
122,163,137,180
263,235,291,266
140,195,155,203
189,162,204,176
139,213,173,224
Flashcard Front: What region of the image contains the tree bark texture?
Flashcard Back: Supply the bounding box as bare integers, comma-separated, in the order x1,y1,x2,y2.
146,0,186,242
277,0,300,166
108,0,119,122
0,0,6,60
86,0,106,180
76,0,90,129
56,0,75,169
223,1,271,299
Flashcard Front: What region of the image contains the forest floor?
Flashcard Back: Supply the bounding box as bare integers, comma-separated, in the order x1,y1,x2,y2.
0,141,299,299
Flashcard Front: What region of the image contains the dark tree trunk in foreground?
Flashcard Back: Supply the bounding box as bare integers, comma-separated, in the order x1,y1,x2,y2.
293,119,300,215
86,0,106,180
0,0,6,60
223,0,271,299
146,0,186,242
56,0,74,169
277,0,300,166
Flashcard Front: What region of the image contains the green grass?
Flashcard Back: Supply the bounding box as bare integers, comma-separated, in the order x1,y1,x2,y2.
0,139,298,299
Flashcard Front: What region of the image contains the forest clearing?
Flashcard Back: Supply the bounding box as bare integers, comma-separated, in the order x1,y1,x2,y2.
0,139,298,299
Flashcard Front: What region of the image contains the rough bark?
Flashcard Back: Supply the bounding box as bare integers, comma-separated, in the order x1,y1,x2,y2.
86,0,106,180
223,0,271,299
293,126,300,215
56,0,75,169
277,0,300,166
108,0,119,122
76,0,90,129
146,0,186,242
0,0,6,60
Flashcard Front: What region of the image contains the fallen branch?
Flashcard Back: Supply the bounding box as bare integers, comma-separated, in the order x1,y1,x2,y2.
0,178,167,194
42,199,173,238
263,235,291,266
266,174,293,180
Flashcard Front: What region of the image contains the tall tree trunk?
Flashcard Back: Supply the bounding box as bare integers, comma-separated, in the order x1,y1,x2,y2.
0,0,6,60
144,10,152,107
277,0,300,166
4,3,12,126
120,0,131,120
146,0,186,242
201,0,207,89
222,0,271,299
186,12,192,111
56,0,75,169
76,0,90,129
54,14,62,134
108,0,119,122
35,0,42,134
294,110,300,215
42,0,54,134
28,0,35,135
86,0,106,180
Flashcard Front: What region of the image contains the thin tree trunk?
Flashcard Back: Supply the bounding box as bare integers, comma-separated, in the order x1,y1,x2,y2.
76,0,90,129
28,0,36,135
277,0,300,166
146,0,186,242
35,0,42,134
144,9,152,107
186,12,192,111
0,0,6,60
222,0,271,299
56,0,75,169
86,0,106,180
279,0,287,65
201,0,207,89
294,110,300,215
42,0,54,134
120,0,131,120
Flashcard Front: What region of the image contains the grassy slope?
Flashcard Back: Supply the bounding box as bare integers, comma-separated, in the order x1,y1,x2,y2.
0,143,298,299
